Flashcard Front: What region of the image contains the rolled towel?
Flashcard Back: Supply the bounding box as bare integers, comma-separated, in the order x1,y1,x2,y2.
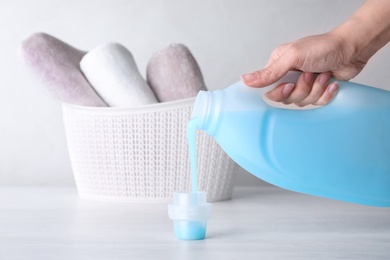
20,32,107,107
146,43,207,102
80,43,158,107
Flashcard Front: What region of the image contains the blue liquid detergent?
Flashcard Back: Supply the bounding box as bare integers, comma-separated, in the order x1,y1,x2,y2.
187,118,198,193
174,220,207,240
174,119,207,240
169,111,212,241
191,72,390,207
168,190,210,240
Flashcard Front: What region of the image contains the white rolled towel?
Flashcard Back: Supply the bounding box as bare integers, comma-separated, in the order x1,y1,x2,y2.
80,42,157,107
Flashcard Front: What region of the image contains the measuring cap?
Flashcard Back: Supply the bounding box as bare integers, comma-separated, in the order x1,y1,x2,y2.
168,191,212,240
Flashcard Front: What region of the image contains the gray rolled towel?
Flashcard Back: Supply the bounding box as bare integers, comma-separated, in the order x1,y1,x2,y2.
19,32,107,107
146,43,207,102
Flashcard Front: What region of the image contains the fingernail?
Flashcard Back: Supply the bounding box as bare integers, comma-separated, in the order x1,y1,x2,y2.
319,73,331,86
242,72,259,83
304,72,313,84
282,83,295,96
328,82,339,94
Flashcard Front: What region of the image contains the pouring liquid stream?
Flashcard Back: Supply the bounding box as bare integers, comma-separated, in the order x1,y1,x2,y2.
187,117,198,193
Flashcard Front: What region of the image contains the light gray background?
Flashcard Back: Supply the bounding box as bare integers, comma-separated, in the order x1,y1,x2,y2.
1,0,388,187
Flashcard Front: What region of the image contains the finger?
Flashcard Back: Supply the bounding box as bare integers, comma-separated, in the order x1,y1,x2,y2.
241,52,295,88
313,82,339,106
264,82,295,102
282,72,314,104
296,72,331,107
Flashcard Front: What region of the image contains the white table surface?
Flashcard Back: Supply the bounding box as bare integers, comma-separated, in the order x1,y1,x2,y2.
0,186,389,260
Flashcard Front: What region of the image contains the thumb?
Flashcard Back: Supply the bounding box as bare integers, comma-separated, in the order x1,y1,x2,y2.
242,55,293,88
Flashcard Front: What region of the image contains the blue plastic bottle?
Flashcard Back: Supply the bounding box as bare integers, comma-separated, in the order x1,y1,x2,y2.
191,72,390,207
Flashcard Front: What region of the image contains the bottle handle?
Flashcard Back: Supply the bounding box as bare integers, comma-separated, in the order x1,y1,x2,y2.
257,71,389,112
260,71,302,94
257,71,338,109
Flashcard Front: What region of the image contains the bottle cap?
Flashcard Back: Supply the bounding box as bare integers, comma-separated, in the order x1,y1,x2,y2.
168,191,212,240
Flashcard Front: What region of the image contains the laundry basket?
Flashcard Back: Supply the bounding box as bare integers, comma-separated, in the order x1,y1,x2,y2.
62,98,237,202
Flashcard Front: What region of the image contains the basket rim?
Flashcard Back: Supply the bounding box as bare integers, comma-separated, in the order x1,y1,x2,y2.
61,97,195,115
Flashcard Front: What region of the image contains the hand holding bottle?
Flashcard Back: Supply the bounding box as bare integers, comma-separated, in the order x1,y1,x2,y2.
242,0,390,107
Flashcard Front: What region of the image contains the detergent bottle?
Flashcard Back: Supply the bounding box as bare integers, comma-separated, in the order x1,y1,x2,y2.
190,72,390,207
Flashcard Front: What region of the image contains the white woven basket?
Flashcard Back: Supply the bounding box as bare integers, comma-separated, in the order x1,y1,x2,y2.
62,98,237,202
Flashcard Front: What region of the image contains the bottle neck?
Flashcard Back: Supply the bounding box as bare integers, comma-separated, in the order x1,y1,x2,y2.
191,90,222,136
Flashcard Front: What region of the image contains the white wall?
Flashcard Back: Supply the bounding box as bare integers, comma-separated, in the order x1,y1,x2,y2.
2,0,388,186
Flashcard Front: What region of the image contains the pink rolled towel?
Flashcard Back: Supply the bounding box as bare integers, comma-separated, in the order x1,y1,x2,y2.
146,43,207,102
20,32,107,107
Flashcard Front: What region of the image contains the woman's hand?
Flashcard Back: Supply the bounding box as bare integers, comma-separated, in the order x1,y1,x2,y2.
242,32,363,106
242,0,390,107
